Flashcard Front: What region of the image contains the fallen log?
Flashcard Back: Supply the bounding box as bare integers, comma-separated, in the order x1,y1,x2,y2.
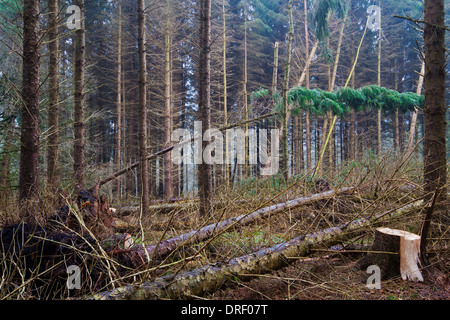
111,198,276,216
91,199,423,300
127,187,355,263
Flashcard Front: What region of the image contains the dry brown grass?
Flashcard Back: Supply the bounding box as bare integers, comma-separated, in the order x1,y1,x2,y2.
0,151,448,300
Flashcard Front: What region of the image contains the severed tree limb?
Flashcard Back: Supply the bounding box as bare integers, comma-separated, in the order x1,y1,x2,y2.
91,199,423,300
126,187,355,263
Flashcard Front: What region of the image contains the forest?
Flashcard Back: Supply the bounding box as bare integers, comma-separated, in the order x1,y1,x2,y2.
0,0,448,301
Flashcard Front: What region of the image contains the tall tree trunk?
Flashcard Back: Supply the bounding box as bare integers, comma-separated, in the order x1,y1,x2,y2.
19,0,41,203
315,9,368,178
303,0,310,89
47,0,60,192
281,0,294,181
0,121,14,187
198,0,213,216
138,0,149,215
294,116,300,175
116,0,123,199
423,0,446,201
222,0,229,186
317,7,348,177
74,0,86,194
164,0,173,199
243,0,249,179
271,42,279,95
306,112,311,171
376,0,382,155
392,60,400,153
406,60,425,155
349,108,355,160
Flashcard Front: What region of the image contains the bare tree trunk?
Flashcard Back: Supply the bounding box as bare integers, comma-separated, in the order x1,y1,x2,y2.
243,0,249,179
423,0,446,201
138,0,149,215
349,108,355,160
222,0,229,186
0,121,14,187
377,0,382,155
303,0,310,89
164,0,173,199
19,0,41,203
198,0,213,216
281,0,294,181
271,42,279,95
74,0,86,194
406,60,425,155
47,0,60,192
306,112,311,171
116,0,123,199
294,116,299,175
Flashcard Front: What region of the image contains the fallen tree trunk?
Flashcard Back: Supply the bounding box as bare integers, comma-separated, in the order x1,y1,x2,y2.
90,199,423,300
111,198,279,216
128,187,355,263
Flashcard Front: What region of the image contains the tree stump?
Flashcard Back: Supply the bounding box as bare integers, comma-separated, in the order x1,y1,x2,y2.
355,227,423,282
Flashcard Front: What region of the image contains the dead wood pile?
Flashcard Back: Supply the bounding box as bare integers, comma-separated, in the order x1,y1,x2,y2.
0,185,128,294
91,200,423,299
121,187,355,265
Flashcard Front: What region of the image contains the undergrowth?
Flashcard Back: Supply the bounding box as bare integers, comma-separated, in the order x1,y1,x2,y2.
0,151,448,300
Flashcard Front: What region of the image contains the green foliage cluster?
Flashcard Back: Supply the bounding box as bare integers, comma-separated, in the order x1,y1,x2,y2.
312,0,348,41
251,85,423,118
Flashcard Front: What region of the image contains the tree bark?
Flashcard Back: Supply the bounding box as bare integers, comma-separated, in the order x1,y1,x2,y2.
406,60,425,156
222,0,229,186
243,0,249,179
306,112,311,171
47,0,60,192
271,42,279,95
198,0,213,216
164,0,173,200
0,120,14,188
303,0,310,89
377,0,382,155
138,0,149,215
115,0,123,200
74,0,86,194
349,108,356,160
423,0,446,201
19,0,41,203
281,0,294,181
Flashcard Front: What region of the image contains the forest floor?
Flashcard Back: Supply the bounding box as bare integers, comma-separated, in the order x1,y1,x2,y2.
128,169,450,300
207,249,450,300
0,154,449,300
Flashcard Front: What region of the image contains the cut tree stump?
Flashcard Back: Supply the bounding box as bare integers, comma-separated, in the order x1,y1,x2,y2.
355,227,423,282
